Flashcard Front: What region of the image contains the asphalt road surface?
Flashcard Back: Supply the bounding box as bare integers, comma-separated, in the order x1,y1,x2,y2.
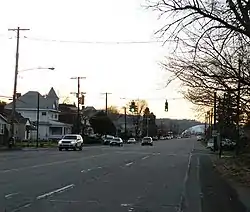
0,138,247,212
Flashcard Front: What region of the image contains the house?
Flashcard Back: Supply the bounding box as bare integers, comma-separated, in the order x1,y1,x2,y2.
5,88,72,140
0,109,35,141
0,114,8,145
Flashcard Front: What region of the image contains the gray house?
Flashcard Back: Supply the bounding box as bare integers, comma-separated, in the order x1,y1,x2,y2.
5,88,72,140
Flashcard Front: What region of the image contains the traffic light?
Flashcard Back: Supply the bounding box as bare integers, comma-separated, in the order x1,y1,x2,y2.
81,95,85,105
165,100,168,111
130,101,136,112
134,105,138,113
78,96,82,105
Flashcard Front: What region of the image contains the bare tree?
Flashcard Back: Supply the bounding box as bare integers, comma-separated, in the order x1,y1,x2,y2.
148,0,250,47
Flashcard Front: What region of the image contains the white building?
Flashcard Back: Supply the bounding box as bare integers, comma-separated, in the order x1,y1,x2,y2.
5,88,72,140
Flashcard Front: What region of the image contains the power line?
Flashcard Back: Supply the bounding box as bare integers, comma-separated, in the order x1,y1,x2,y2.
24,36,163,44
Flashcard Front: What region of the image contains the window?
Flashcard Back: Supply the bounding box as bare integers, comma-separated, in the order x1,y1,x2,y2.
42,112,46,116
55,114,58,119
0,124,5,135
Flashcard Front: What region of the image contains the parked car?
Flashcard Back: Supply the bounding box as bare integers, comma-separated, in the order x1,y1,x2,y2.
127,138,136,144
206,138,214,150
141,137,153,146
197,135,202,141
58,134,83,151
110,137,123,146
102,135,114,145
153,136,158,141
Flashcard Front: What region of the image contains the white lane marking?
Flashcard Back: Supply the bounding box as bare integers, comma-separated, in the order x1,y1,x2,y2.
36,184,75,200
0,153,107,174
81,166,103,173
11,203,31,212
141,156,150,160
5,192,19,199
125,162,133,166
152,152,161,156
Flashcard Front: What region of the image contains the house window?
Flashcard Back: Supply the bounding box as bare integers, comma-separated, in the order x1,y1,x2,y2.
42,112,46,116
55,114,58,119
0,124,5,135
50,127,62,135
51,114,53,118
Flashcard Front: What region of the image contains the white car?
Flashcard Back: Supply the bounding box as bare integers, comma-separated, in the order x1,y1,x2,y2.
110,137,123,146
58,134,83,151
127,138,136,144
141,137,153,146
102,135,115,145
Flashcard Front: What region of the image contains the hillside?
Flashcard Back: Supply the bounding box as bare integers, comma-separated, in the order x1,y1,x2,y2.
155,118,202,133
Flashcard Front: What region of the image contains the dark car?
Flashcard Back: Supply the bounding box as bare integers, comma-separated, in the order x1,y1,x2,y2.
141,137,153,146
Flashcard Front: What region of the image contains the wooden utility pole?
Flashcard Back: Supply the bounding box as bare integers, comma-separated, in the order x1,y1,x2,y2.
124,107,127,138
236,58,242,155
8,27,30,141
36,92,40,147
214,92,218,151
71,77,86,134
101,92,112,115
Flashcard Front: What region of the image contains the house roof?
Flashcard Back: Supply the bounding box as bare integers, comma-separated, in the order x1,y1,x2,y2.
82,106,97,118
5,88,59,110
47,87,59,100
0,114,7,123
0,109,30,124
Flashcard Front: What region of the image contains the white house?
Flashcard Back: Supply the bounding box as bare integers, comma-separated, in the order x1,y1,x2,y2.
5,88,72,140
0,114,8,145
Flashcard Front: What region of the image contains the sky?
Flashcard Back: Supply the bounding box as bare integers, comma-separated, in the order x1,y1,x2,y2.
0,0,195,120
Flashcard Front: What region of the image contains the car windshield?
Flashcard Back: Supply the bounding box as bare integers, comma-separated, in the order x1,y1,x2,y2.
63,135,77,140
143,137,151,141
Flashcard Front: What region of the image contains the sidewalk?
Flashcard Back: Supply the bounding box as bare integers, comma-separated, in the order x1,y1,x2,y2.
194,140,250,212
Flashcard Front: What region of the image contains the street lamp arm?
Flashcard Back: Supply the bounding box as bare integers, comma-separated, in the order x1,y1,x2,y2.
19,67,55,73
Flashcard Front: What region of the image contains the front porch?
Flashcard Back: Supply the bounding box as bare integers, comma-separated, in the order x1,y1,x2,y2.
48,120,72,140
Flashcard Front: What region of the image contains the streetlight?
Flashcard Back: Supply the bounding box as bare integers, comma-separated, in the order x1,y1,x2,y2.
10,66,55,141
19,67,55,73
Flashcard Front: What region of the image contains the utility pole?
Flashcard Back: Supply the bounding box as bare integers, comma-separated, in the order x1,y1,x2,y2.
71,77,86,134
36,92,40,147
8,27,30,141
236,58,242,155
124,107,127,138
213,92,218,151
146,118,149,137
101,92,112,115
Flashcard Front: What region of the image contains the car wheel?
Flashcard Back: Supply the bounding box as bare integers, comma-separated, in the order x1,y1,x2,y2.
58,147,62,151
79,145,83,151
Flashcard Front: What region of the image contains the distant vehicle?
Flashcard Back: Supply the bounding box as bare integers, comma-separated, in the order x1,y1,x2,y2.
177,136,182,139
197,135,202,141
127,138,136,144
58,134,83,151
110,137,123,146
206,139,214,150
102,135,115,145
141,137,153,146
153,136,158,141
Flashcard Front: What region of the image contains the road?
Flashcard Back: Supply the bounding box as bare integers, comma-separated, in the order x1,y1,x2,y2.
0,138,247,212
